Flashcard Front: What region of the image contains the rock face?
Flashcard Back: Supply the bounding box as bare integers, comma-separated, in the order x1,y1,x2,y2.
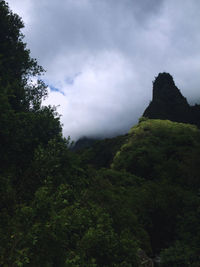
143,72,200,127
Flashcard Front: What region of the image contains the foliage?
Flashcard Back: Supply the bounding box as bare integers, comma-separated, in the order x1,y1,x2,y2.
160,200,200,266
0,1,62,184
112,119,200,188
0,1,46,111
1,2,200,266
77,134,128,169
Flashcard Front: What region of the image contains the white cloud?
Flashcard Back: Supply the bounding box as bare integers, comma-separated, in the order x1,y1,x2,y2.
7,0,200,140
44,51,145,140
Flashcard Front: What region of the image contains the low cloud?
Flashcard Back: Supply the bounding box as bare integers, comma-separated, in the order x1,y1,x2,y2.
8,0,200,140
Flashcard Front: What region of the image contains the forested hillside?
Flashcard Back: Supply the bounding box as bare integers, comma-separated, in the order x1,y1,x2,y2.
0,2,200,266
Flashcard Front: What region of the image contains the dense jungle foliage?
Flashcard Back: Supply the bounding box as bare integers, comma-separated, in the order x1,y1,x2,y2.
0,2,200,266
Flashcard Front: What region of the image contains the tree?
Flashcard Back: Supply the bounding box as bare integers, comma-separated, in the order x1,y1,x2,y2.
0,0,46,111
0,1,62,176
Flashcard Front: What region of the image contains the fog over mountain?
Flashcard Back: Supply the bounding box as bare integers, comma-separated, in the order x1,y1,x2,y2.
8,0,200,140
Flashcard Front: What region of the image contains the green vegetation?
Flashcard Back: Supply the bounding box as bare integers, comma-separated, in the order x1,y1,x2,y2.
1,2,200,266
112,119,200,188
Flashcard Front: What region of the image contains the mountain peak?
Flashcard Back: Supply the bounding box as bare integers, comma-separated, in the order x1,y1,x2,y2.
152,72,188,104
143,72,200,126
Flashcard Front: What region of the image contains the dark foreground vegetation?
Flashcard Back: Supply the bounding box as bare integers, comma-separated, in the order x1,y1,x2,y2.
0,2,200,266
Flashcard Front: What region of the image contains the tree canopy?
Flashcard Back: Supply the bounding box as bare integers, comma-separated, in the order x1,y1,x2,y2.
0,2,200,266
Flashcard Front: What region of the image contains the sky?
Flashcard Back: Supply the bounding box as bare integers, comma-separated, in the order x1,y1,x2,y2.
7,0,200,140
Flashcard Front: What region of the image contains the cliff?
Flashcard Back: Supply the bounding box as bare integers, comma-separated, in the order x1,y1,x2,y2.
143,72,200,127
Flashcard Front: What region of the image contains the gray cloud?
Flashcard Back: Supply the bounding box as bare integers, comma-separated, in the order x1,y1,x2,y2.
8,0,200,140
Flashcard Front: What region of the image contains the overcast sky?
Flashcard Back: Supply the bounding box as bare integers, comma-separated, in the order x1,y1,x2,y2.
8,0,200,140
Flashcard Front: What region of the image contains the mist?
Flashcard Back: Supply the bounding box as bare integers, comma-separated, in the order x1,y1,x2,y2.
8,0,200,140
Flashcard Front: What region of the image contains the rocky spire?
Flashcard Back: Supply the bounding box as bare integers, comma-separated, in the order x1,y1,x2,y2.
152,73,188,105
143,72,198,124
